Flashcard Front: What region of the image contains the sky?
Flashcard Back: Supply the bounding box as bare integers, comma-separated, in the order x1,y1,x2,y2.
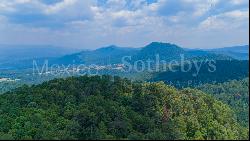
0,0,249,49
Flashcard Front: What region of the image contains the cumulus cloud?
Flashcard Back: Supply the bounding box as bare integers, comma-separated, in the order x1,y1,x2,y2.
0,0,248,48
200,10,249,30
44,0,95,20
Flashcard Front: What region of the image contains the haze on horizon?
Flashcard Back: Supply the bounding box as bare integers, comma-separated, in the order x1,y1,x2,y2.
0,0,249,49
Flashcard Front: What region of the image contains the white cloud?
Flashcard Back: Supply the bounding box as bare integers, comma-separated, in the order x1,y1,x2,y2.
44,0,96,22
0,0,248,48
106,0,127,10
44,0,77,14
230,0,248,5
0,0,17,12
223,10,249,19
200,10,249,30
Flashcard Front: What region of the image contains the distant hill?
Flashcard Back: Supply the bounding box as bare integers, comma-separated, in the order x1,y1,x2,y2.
55,45,139,65
133,42,185,61
0,42,237,69
136,42,230,61
53,42,231,66
206,45,249,60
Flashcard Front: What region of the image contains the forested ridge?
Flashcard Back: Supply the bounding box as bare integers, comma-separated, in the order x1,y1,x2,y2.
151,60,249,88
0,75,248,140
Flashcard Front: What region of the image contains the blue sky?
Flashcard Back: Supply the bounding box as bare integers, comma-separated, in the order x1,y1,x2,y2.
0,0,249,49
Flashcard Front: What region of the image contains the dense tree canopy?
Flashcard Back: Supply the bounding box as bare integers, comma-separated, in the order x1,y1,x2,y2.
151,60,249,88
198,78,249,127
0,75,248,140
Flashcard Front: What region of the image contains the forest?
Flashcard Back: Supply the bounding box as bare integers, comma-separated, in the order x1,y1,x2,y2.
0,75,248,140
198,78,249,128
0,0,249,140
151,60,249,88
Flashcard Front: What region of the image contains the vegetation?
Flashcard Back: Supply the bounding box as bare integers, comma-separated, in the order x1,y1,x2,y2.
0,75,248,140
151,60,249,88
0,81,22,94
198,78,249,127
207,45,249,60
0,69,62,94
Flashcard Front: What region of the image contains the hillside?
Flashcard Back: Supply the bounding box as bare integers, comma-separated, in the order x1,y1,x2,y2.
150,60,249,88
55,45,139,65
0,75,248,140
198,78,249,127
206,45,249,60
133,42,185,61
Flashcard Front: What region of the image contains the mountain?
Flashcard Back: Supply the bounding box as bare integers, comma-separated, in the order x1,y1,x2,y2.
133,42,185,61
206,45,249,60
135,42,230,61
0,42,234,69
0,75,248,140
54,42,231,66
55,45,139,65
